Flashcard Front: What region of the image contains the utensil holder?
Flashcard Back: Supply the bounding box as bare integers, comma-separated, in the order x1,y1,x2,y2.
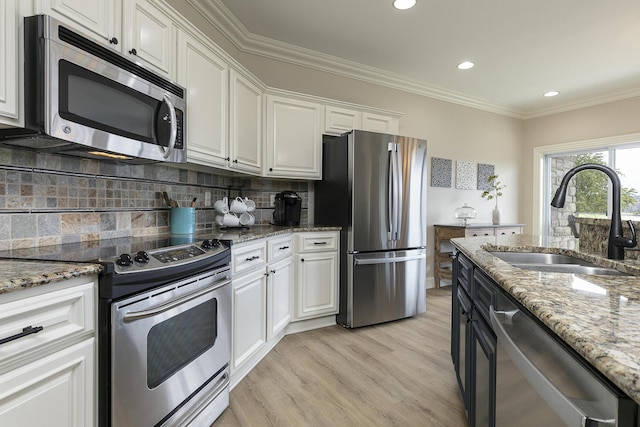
170,207,195,235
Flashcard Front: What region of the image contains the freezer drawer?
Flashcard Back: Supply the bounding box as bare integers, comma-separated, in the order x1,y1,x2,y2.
346,249,426,328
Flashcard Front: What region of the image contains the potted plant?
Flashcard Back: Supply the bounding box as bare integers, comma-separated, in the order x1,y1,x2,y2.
481,174,506,225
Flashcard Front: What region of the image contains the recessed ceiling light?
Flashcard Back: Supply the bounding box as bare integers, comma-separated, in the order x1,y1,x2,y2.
544,91,559,97
393,0,416,10
457,61,475,70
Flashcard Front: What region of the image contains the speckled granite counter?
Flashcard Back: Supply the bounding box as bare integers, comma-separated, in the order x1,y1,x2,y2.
451,233,640,405
0,225,338,296
0,260,102,295
208,225,341,244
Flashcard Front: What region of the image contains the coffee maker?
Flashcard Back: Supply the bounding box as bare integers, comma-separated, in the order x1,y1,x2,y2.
273,191,302,226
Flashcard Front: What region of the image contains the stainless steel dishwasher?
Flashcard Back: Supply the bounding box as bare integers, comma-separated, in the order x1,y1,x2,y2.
490,291,636,427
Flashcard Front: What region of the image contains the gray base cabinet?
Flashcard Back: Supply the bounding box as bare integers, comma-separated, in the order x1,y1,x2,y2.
451,251,496,427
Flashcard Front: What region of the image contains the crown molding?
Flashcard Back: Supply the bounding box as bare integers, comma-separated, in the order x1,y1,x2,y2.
187,0,640,121
187,0,525,119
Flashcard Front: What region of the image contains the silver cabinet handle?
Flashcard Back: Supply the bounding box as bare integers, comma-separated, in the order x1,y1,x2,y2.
124,278,231,321
354,253,425,265
489,306,615,427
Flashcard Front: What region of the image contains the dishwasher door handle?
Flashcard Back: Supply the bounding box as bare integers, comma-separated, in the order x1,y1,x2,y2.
490,306,616,427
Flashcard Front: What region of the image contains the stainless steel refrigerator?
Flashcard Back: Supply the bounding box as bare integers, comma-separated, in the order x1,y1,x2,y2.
315,130,427,328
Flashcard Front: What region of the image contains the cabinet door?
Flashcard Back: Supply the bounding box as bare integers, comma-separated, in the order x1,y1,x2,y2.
265,95,323,179
122,0,174,77
267,257,293,340
177,30,229,168
0,0,19,123
232,270,267,372
453,288,472,417
324,105,361,135
294,251,338,320
472,317,496,427
0,338,94,427
362,112,399,134
35,0,121,50
229,69,262,174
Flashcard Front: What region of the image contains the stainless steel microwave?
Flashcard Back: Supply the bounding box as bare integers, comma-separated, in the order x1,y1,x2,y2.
0,15,186,164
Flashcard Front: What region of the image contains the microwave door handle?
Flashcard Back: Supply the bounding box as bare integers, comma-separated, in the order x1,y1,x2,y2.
161,94,178,159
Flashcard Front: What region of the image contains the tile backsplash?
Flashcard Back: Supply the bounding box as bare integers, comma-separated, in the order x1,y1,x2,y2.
0,147,308,250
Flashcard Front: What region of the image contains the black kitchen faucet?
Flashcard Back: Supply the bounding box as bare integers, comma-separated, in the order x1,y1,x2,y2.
551,163,637,260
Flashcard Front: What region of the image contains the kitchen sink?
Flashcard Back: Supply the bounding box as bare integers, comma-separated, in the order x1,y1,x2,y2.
489,251,628,276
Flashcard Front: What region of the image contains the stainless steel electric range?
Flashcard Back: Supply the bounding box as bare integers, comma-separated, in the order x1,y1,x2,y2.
0,234,233,426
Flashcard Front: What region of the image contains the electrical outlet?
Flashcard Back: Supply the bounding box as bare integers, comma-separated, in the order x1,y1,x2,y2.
270,194,276,206
205,191,211,206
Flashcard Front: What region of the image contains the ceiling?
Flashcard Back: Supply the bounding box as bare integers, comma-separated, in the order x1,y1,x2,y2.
192,0,640,119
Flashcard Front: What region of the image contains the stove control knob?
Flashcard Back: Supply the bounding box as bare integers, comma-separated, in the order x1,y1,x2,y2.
201,239,212,249
134,251,149,263
116,253,133,267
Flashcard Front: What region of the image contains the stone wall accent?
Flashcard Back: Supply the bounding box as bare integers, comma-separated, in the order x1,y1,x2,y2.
549,155,577,238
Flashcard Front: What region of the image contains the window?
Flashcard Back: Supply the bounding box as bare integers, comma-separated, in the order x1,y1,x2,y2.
544,144,640,238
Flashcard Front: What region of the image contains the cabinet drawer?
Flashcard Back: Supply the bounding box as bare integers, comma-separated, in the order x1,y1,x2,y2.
295,231,338,253
465,228,494,237
456,252,473,294
0,281,94,367
267,234,293,263
232,241,267,276
473,269,497,324
495,227,522,236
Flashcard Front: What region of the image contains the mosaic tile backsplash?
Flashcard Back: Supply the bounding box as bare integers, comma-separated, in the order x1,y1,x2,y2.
0,147,308,250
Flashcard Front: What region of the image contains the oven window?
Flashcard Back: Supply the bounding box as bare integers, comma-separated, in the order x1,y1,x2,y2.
147,299,218,388
58,60,161,145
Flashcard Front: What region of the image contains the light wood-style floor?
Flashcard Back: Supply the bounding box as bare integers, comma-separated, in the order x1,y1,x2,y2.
215,287,468,427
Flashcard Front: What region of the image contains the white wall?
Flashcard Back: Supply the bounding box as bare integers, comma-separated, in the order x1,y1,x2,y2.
168,1,525,286
522,96,640,234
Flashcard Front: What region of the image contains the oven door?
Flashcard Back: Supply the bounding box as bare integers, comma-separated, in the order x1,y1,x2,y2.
111,268,231,427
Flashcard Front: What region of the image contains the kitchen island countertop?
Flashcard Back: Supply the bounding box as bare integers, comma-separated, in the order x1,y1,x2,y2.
451,233,640,405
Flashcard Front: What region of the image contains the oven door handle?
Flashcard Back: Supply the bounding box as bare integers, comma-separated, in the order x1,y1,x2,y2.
123,277,231,321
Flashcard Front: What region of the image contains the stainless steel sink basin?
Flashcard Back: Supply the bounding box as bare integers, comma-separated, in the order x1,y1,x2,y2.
489,251,628,276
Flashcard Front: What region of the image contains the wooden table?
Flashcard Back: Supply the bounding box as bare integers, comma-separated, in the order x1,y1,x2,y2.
433,223,524,288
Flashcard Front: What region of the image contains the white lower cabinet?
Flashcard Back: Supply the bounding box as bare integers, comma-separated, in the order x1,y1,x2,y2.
0,275,97,427
0,338,94,427
293,250,339,320
267,255,293,340
293,231,339,321
232,267,267,372
230,232,339,387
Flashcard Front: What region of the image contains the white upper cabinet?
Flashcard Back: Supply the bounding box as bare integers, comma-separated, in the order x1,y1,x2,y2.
265,94,323,180
324,104,401,136
0,0,19,125
177,29,229,169
36,0,175,78
122,0,175,78
324,105,361,135
229,69,263,175
35,0,121,50
362,111,399,134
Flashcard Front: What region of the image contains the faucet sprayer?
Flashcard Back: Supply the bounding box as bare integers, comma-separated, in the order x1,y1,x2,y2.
551,163,636,260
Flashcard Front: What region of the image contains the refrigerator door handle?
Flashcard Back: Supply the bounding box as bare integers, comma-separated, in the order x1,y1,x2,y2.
393,142,403,240
354,253,426,265
387,142,400,241
387,143,395,241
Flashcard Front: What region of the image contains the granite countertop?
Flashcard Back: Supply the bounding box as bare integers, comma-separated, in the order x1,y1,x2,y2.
451,233,640,405
0,225,340,296
209,224,341,244
0,260,103,295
